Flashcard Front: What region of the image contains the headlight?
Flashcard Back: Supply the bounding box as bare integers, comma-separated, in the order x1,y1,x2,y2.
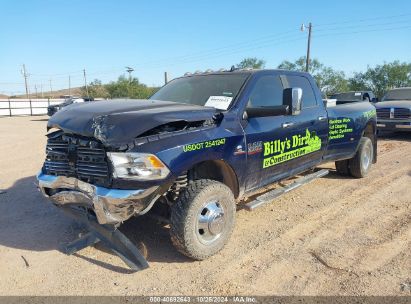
107,152,170,180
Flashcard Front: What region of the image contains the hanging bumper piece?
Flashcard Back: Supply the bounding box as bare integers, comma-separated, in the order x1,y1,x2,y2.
61,206,149,272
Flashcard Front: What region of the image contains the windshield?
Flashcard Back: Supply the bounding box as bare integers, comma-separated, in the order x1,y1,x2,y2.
382,89,411,101
150,74,249,110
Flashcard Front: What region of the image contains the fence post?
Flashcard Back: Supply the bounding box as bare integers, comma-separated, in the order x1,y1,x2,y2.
29,99,33,116
8,98,11,117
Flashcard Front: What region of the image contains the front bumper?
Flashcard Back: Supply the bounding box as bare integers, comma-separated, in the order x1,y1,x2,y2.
377,119,411,131
37,172,159,225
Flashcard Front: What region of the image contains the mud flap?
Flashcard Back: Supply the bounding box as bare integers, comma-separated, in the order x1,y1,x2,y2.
61,207,149,272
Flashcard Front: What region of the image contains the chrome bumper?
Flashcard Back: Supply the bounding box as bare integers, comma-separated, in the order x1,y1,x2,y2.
377,119,411,130
37,172,158,225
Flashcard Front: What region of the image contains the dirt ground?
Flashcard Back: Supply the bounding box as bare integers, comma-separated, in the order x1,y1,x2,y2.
0,116,410,296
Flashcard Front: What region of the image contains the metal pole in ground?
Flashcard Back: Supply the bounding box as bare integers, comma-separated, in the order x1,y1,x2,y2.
21,64,30,99
83,69,89,98
8,98,11,117
301,22,312,72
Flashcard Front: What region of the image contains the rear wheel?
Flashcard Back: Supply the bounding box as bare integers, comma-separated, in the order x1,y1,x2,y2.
170,179,236,260
349,137,373,178
335,159,350,176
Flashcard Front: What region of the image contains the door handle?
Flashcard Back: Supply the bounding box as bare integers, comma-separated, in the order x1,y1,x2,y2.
281,122,294,128
318,116,327,121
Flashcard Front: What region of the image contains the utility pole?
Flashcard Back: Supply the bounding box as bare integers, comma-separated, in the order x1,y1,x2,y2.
301,22,312,72
164,72,168,85
125,66,134,82
83,69,89,98
21,64,30,99
49,79,53,98
34,84,38,98
68,75,71,96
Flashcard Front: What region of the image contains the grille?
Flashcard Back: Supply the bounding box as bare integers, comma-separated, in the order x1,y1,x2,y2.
43,133,111,187
376,108,411,119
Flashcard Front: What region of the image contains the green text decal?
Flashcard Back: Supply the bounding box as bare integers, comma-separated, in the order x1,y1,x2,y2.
263,129,321,169
364,109,376,120
329,118,353,140
183,138,226,152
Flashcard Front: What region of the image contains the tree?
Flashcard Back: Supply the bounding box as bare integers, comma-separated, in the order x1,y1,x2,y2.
348,61,411,99
236,57,266,69
278,56,348,95
81,79,109,98
105,75,158,99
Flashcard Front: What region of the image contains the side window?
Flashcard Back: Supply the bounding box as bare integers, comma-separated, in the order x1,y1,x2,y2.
247,75,283,108
285,75,317,108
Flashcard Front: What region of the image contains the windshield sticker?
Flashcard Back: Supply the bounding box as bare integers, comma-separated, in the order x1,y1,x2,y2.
262,129,321,168
329,118,353,141
183,138,226,152
205,96,233,110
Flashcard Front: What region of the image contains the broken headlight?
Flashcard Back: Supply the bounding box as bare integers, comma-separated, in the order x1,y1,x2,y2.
107,152,170,180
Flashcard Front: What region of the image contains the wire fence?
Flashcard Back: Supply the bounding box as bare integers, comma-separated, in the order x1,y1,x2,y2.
0,98,66,116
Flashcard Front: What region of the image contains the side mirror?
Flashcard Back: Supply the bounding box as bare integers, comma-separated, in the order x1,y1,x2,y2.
371,97,379,103
283,88,302,115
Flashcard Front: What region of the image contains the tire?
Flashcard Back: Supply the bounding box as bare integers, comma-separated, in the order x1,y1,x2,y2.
349,137,374,178
170,179,236,260
335,159,350,176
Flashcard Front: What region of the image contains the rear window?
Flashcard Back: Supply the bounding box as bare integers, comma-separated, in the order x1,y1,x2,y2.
285,75,317,108
330,92,363,101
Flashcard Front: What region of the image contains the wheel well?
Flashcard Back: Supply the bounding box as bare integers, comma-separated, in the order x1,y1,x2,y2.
188,160,240,198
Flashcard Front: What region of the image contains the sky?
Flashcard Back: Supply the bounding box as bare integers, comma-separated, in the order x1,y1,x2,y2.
1,0,411,95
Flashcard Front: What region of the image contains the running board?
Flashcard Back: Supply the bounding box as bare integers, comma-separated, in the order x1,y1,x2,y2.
61,207,149,272
245,169,329,211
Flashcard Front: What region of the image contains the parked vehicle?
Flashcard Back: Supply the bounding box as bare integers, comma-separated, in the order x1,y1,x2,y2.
375,87,411,132
37,69,377,270
329,91,377,105
47,97,93,116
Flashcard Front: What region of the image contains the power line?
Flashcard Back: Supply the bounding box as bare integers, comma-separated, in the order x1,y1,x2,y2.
315,19,411,33
315,12,411,27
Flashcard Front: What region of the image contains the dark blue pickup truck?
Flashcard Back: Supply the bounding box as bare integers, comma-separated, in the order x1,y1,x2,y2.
37,69,377,270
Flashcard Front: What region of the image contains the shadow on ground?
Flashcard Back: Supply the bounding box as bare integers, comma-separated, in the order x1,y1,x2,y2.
377,131,411,142
30,118,49,122
0,175,190,273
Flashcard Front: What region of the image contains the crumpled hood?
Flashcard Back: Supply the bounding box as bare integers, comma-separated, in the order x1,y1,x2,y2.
47,99,217,147
374,100,411,108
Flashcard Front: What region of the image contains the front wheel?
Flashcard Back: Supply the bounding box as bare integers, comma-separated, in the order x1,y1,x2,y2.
170,179,236,260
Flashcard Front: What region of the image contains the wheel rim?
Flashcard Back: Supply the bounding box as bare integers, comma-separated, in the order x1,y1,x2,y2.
196,200,226,245
362,144,372,172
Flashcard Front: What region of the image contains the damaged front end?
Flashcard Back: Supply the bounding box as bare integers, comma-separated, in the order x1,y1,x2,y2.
38,99,223,270
38,131,163,225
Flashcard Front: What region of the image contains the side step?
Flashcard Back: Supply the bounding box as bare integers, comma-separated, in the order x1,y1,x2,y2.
61,207,149,272
245,169,329,211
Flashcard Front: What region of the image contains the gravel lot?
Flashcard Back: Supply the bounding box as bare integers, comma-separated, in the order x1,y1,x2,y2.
0,116,410,296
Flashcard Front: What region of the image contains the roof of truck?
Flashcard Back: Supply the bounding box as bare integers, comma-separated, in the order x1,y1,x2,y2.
181,68,311,77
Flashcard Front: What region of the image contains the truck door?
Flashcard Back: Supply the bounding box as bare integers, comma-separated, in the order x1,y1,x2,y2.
243,73,328,192
282,74,328,166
